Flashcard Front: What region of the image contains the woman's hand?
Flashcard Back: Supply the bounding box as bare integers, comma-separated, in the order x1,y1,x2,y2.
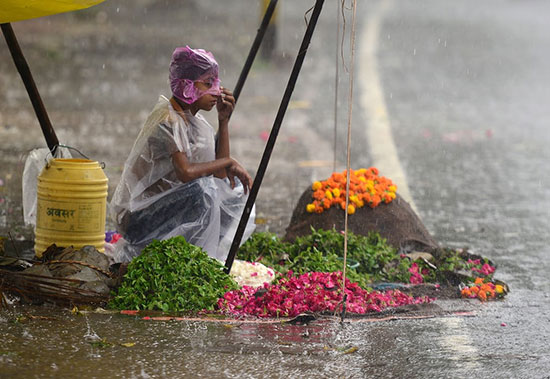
217,87,235,123
226,159,252,194
172,152,251,193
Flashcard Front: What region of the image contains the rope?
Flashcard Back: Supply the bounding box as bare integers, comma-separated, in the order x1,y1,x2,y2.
333,0,341,172
341,0,358,323
44,144,106,169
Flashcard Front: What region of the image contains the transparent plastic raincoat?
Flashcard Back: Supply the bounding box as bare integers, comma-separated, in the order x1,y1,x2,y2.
109,95,255,262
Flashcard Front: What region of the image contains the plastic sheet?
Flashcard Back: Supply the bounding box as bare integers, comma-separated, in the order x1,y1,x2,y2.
22,146,72,226
169,46,221,104
109,96,255,263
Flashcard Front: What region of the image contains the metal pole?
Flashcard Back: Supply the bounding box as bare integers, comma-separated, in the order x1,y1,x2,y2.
233,0,279,102
224,0,326,273
1,23,59,154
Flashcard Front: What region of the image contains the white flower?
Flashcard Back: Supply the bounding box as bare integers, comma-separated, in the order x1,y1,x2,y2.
229,260,275,288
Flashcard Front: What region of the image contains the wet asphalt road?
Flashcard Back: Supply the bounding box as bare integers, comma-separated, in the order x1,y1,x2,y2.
242,0,550,376
345,0,550,376
1,0,550,377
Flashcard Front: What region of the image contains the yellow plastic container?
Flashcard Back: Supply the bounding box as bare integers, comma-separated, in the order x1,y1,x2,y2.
35,158,108,257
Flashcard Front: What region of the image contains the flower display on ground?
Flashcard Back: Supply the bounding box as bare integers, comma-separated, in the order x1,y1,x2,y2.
461,277,505,301
229,259,275,288
467,259,496,276
306,168,397,214
401,250,499,286
408,262,425,284
217,271,433,318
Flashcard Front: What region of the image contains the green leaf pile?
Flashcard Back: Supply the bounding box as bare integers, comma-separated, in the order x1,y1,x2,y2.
237,229,495,288
237,229,410,287
109,237,238,312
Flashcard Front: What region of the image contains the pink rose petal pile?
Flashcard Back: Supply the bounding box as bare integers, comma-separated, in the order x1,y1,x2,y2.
468,259,496,276
217,271,433,318
408,262,425,284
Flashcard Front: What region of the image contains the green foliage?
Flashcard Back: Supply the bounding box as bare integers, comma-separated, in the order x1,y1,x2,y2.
289,247,343,274
109,237,238,312
89,338,114,348
235,231,289,264
437,248,468,273
291,229,404,281
237,228,408,288
382,258,413,284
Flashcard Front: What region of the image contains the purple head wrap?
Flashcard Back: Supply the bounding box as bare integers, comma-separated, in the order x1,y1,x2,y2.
169,46,221,104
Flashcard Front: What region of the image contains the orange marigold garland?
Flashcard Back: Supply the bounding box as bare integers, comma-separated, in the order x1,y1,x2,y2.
461,277,506,302
306,167,397,214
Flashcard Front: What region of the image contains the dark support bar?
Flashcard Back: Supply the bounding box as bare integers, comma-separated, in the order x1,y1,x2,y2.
215,0,277,149
233,0,279,103
224,0,326,273
1,23,59,154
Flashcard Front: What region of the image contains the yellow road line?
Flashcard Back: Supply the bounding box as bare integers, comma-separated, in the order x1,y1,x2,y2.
358,0,417,212
358,1,480,364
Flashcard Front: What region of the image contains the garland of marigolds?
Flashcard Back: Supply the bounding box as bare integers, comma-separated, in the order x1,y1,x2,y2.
306,168,397,214
461,277,506,301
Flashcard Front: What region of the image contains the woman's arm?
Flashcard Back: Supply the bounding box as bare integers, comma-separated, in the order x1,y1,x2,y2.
216,119,230,159
214,87,234,177
215,87,234,159
172,151,251,194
